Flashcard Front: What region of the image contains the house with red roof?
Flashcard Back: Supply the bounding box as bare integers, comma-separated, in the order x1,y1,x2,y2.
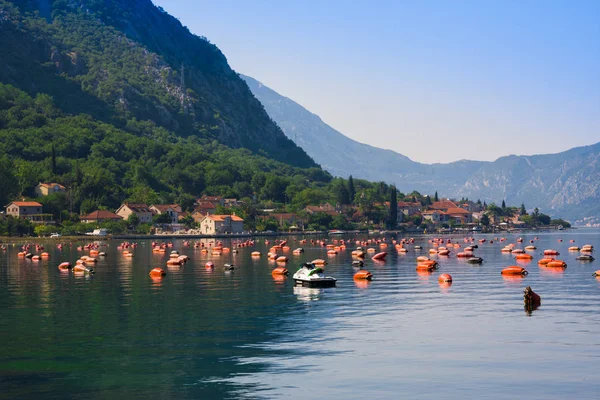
34,183,66,197
81,210,123,224
149,204,182,224
115,203,153,223
445,207,473,224
4,201,53,223
397,201,421,216
5,201,43,218
199,214,244,234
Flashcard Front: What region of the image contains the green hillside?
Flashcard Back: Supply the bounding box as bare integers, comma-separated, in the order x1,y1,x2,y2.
0,0,315,167
0,83,332,215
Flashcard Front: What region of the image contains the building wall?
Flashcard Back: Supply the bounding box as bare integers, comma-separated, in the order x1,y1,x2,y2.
34,186,49,197
116,205,152,223
116,206,134,221
34,185,65,197
6,205,42,217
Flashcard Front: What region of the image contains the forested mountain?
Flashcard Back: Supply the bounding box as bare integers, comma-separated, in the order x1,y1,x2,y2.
243,75,600,223
0,0,315,167
0,0,336,216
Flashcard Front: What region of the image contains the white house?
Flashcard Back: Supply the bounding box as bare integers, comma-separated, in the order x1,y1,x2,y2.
199,214,244,235
115,203,153,223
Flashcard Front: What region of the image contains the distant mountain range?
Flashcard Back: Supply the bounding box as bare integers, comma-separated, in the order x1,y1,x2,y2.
242,74,600,224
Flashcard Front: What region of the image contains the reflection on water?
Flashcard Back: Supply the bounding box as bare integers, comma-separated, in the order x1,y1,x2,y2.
293,286,324,302
0,230,599,399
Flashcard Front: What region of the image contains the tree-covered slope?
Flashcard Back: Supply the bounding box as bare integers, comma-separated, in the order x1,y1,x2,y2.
0,83,330,214
0,0,316,167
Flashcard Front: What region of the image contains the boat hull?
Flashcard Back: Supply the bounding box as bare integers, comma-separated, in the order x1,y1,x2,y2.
293,278,336,288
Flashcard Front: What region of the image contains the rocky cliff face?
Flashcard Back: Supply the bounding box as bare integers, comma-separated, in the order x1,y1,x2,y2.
0,0,316,168
243,74,600,223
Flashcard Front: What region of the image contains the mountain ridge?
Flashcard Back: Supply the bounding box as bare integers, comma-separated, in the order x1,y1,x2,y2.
0,0,316,168
242,74,600,223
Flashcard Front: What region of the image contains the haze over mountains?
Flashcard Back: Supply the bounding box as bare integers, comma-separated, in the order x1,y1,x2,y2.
242,75,600,224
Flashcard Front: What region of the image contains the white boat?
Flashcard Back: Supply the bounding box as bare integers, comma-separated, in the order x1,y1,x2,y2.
85,229,108,236
292,263,337,287
328,230,346,235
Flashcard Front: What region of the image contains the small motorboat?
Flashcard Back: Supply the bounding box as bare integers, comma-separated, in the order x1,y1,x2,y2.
292,263,336,287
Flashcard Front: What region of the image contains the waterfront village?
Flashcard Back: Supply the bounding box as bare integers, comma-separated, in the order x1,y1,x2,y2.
0,182,571,238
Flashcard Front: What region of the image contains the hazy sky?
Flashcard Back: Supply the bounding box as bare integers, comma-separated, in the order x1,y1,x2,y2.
154,0,599,163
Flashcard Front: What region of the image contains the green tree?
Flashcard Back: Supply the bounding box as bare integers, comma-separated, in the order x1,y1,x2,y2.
434,191,439,202
520,203,527,216
0,156,18,206
388,186,398,229
334,179,350,205
347,175,355,204
127,213,140,227
152,213,172,224
501,199,506,209
480,213,490,226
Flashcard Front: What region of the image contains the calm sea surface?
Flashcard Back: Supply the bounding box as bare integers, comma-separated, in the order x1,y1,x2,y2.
0,230,599,399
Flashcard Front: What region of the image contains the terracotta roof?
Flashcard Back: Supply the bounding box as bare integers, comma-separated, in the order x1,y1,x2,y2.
397,201,420,207
205,214,244,222
422,210,440,215
38,183,65,189
431,200,458,210
82,210,123,220
445,207,471,215
124,203,151,213
196,202,217,210
8,201,43,207
151,204,181,213
199,196,222,202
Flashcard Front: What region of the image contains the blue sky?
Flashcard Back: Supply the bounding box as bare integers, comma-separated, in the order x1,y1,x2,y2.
154,0,599,163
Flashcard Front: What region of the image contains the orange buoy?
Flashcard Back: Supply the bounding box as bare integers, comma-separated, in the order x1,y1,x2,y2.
251,251,261,257
58,262,72,270
31,255,41,261
593,270,600,277
205,261,214,269
438,249,450,256
416,256,430,262
149,268,166,277
166,259,181,266
456,252,472,258
312,259,327,266
272,267,288,275
41,252,50,258
416,260,439,271
327,249,338,255
544,249,560,256
438,273,452,283
515,254,533,260
525,245,537,250
568,246,580,251
354,270,373,280
546,260,567,268
276,256,289,263
537,258,554,265
372,252,387,260
501,266,528,276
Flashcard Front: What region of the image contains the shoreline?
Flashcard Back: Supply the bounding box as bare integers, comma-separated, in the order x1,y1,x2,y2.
0,226,577,243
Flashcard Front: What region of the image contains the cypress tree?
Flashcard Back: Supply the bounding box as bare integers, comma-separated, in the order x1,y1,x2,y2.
51,143,57,174
389,186,398,228
434,191,439,202
348,175,355,204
